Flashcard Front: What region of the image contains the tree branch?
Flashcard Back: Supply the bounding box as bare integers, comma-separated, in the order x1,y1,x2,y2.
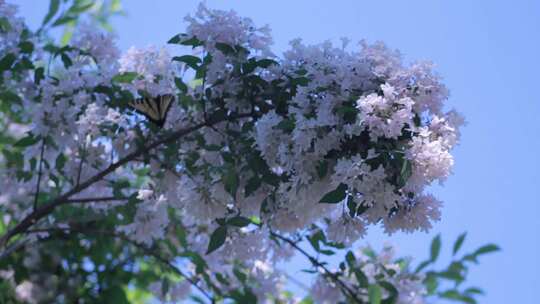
64,196,129,204
0,112,252,248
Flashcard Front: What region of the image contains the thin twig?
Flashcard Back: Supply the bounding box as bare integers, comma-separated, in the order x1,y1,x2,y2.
76,147,85,187
270,231,362,303
0,238,30,261
33,140,46,211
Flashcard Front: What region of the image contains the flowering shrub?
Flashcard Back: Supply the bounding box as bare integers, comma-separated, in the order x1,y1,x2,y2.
0,1,497,303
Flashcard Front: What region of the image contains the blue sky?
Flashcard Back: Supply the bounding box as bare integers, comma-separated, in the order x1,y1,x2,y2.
18,1,540,303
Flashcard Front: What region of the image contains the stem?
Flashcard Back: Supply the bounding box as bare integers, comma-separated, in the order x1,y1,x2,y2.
76,147,85,187
33,140,46,211
270,231,362,303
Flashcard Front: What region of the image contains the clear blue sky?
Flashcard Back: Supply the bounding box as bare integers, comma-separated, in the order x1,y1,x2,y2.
18,1,540,303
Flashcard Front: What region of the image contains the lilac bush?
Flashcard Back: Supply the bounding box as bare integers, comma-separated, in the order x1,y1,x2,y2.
0,1,497,303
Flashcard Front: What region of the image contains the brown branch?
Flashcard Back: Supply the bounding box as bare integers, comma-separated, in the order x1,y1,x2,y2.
64,196,129,204
0,112,252,248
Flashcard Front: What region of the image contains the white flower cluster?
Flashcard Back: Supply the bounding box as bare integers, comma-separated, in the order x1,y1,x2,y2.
102,5,462,300
0,2,464,301
0,0,25,57
185,3,273,53
0,13,126,217
251,39,463,238
118,46,178,97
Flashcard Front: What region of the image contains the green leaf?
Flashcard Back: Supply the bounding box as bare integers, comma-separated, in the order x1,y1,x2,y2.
0,90,21,104
316,160,328,179
345,251,356,266
14,134,40,147
181,36,204,47
430,234,441,262
464,287,484,295
368,284,382,304
100,285,129,304
189,78,203,88
307,230,324,251
42,0,60,26
439,290,476,303
223,167,239,198
52,15,77,27
346,196,357,217
227,216,252,227
437,270,464,282
67,2,94,14
18,57,34,70
60,26,74,45
0,53,16,72
276,118,295,133
318,249,335,255
291,76,310,86
249,216,261,225
172,55,201,70
206,226,227,254
111,179,130,198
353,269,369,288
242,59,257,74
319,183,347,204
229,288,258,303
297,298,314,304
336,104,358,123
168,35,204,47
414,260,432,273
55,153,67,172
112,72,138,83
18,41,34,54
462,254,478,264
174,77,188,93
453,232,467,256
474,244,500,256
423,273,438,294
398,158,412,188
215,42,236,55
34,67,45,85
233,267,247,284
0,17,11,33
60,53,73,68
380,281,398,304
161,279,170,297
439,290,461,300
244,176,261,197
167,34,183,44
256,59,278,68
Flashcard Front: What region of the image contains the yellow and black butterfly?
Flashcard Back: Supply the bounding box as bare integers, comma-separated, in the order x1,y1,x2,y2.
129,94,174,128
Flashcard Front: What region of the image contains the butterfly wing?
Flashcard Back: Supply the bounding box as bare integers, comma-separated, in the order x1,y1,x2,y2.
159,94,174,121
129,94,174,128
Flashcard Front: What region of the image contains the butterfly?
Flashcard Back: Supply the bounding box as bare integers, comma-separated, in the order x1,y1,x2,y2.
129,94,174,128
